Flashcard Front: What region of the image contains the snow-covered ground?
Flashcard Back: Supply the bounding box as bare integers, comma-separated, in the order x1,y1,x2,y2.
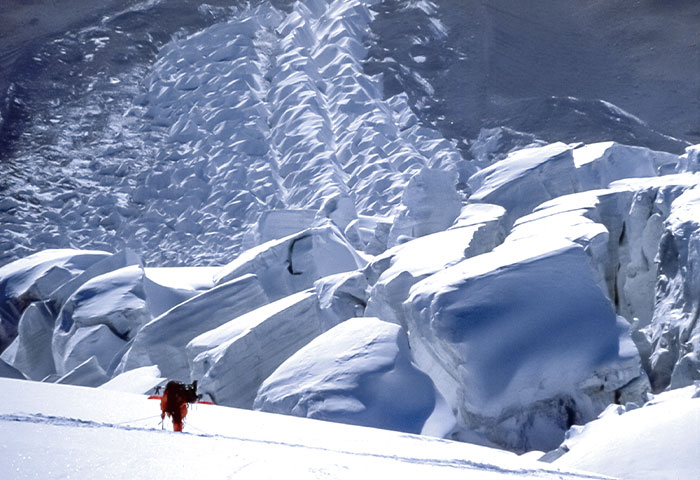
1,0,699,478
1,378,611,479
552,384,700,480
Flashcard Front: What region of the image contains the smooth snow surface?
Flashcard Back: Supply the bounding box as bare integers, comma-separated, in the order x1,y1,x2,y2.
99,365,164,394
552,384,700,480
0,378,611,479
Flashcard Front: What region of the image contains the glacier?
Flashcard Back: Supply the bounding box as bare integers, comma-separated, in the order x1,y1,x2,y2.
1,0,699,478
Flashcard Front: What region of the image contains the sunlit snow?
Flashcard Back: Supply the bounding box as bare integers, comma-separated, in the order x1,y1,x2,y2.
1,0,699,478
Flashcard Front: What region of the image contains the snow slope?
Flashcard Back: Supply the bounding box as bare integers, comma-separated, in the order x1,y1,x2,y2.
551,384,700,480
0,378,610,479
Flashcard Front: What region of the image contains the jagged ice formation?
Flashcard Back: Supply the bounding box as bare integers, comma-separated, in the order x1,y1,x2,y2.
1,0,699,473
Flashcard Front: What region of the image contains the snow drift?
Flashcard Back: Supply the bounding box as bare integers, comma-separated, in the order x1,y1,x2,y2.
551,384,700,480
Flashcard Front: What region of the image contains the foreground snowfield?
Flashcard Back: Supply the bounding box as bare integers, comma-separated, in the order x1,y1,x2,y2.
552,385,700,480
1,0,700,478
0,378,610,479
3,378,699,479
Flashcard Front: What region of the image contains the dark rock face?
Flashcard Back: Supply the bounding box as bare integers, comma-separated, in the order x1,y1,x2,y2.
366,0,700,153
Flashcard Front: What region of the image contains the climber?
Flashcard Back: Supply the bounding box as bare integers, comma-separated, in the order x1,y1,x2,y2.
160,380,199,432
